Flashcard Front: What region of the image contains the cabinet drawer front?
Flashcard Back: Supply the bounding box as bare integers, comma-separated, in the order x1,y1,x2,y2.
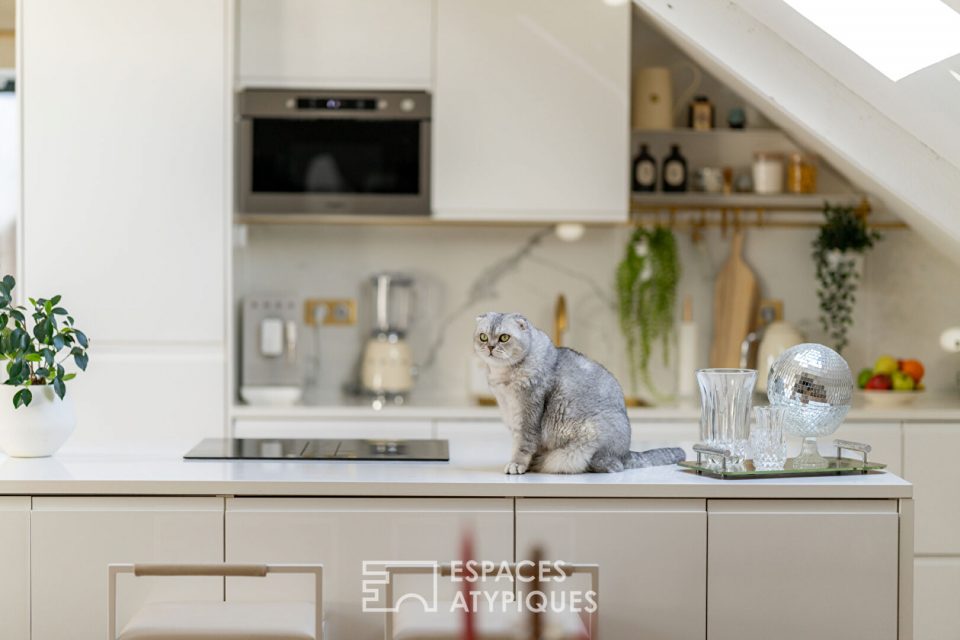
0,498,30,640
232,419,433,440
517,498,706,640
630,422,700,458
226,497,513,640
708,499,899,640
31,497,224,640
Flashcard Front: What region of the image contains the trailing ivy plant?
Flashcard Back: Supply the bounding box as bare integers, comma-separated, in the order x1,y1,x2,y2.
616,226,680,399
812,204,881,353
0,276,89,408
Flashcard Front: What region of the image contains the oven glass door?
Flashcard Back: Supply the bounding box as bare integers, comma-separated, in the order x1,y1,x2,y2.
242,117,429,215
253,118,420,194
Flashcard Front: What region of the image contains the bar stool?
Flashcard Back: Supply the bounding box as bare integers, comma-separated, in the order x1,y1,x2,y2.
383,562,599,640
108,563,323,640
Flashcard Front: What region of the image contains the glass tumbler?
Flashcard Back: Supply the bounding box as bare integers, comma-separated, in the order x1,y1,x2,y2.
750,406,788,471
696,368,757,465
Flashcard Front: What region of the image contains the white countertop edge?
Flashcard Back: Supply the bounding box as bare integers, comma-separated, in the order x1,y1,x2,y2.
0,479,912,499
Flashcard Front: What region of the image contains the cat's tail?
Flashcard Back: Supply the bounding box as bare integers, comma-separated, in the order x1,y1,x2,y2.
627,447,686,468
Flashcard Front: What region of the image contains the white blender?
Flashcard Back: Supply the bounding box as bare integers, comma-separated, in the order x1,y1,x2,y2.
360,273,415,400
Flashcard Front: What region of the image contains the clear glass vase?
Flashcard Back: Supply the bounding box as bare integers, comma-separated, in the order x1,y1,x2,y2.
696,368,757,465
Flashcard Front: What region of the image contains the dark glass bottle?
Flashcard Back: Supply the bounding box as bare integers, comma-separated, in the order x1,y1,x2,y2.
632,144,657,192
661,144,688,192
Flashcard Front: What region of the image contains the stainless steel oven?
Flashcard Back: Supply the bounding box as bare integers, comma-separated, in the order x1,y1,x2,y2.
238,89,430,215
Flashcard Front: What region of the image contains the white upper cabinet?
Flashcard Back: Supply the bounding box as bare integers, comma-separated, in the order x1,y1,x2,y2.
20,0,228,344
432,0,630,222
237,0,434,89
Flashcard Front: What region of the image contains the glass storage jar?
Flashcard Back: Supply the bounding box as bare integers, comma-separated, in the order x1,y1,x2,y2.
786,153,817,194
752,152,784,194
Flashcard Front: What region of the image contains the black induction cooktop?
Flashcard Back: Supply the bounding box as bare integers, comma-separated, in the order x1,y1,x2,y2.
184,438,449,462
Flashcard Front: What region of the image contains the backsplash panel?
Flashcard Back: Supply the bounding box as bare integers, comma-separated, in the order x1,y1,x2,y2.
234,223,960,402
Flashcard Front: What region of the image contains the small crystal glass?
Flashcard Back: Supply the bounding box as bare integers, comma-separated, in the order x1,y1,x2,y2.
750,405,788,471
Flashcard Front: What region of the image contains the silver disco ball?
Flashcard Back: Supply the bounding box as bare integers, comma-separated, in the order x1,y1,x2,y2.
767,343,853,438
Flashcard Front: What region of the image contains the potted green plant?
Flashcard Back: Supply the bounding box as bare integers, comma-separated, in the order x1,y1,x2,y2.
812,204,881,353
616,226,680,400
0,276,89,457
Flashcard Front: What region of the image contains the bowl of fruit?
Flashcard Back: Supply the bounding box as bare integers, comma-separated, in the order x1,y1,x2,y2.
857,355,925,407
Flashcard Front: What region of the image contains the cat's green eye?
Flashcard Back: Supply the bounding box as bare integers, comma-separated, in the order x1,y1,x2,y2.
479,333,488,342
498,334,510,343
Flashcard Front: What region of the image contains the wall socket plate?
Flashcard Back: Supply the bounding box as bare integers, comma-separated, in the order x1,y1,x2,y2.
304,298,357,326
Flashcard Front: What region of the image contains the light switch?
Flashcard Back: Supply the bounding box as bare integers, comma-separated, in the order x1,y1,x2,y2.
260,317,284,357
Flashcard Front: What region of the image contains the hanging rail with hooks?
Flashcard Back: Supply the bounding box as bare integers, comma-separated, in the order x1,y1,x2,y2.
629,195,907,231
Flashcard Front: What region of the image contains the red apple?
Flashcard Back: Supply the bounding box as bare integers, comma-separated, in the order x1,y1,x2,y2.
865,374,893,391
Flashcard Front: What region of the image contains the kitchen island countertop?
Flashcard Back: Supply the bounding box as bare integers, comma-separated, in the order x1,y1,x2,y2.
0,447,911,499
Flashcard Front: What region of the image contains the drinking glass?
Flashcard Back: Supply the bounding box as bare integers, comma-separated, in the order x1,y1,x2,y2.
750,406,788,471
696,368,757,465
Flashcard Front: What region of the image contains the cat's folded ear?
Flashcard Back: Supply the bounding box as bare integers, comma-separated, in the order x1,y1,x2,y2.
475,312,492,324
509,313,528,330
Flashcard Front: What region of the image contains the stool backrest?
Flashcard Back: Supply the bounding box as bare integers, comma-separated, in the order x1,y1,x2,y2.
107,563,323,640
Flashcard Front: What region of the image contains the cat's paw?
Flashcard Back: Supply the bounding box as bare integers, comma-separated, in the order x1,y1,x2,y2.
504,461,529,475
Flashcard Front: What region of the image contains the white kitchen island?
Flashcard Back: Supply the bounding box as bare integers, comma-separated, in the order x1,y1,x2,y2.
0,446,912,640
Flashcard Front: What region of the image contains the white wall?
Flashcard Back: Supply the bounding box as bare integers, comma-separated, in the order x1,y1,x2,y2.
235,223,960,404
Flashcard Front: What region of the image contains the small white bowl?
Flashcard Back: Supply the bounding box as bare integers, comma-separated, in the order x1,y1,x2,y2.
858,389,924,408
240,386,303,406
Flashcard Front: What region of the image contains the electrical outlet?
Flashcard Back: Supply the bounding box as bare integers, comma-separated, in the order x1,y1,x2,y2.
304,298,357,326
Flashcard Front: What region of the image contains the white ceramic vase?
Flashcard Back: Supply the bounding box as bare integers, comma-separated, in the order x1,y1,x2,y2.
0,385,76,457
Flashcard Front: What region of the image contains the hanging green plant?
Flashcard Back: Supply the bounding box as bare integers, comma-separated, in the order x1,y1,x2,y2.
616,226,680,399
812,203,881,353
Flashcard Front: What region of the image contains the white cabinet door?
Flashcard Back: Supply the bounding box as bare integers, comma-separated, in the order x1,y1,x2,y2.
0,497,29,640
516,498,706,640
226,497,513,640
237,0,433,89
915,557,960,640
30,497,224,640
903,423,960,554
21,0,227,344
708,500,900,640
433,0,630,222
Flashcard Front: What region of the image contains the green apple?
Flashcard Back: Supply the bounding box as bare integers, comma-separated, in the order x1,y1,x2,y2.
857,368,873,389
892,370,916,391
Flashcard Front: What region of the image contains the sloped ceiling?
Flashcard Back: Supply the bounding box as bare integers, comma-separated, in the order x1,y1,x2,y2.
634,0,960,263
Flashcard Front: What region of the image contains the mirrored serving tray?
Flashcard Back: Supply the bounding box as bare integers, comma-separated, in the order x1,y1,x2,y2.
678,457,887,480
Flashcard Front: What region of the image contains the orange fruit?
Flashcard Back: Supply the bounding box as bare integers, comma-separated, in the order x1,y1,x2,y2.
900,359,925,384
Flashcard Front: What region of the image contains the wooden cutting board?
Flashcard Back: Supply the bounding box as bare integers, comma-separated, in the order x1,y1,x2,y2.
709,230,759,368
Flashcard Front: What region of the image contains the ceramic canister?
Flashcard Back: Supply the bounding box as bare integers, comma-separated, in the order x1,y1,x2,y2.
631,67,673,130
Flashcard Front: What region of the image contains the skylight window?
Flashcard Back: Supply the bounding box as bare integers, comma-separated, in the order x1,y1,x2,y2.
781,0,960,81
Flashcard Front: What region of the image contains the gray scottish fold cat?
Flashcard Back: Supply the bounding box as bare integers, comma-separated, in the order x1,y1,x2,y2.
474,312,686,474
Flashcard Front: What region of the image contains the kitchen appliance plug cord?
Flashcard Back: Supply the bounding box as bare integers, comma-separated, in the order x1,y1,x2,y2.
307,305,329,389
